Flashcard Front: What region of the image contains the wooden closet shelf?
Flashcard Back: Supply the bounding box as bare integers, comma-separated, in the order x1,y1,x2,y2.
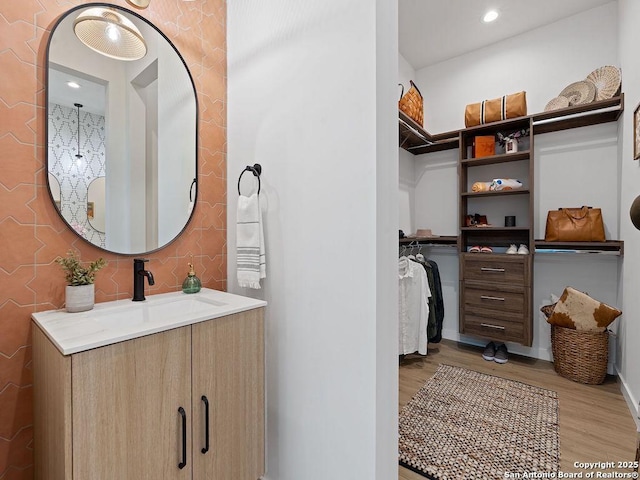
461,226,530,232
399,235,458,246
462,189,530,198
531,94,624,134
461,151,530,166
534,239,624,255
399,94,624,155
398,110,459,154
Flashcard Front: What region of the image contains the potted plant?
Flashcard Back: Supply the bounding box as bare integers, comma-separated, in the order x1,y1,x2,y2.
56,250,107,313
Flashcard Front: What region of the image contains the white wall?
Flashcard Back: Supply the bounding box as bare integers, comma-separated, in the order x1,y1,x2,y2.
618,0,640,424
403,2,623,362
417,3,619,134
227,1,398,479
399,53,416,235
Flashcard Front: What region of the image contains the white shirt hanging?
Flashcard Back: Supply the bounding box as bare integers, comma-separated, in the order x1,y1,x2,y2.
398,256,431,355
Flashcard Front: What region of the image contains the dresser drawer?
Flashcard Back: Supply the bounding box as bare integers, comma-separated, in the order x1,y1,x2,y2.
462,314,525,343
461,253,530,285
462,282,525,314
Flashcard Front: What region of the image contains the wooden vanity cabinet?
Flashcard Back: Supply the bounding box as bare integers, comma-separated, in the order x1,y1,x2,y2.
33,308,265,480
192,308,265,480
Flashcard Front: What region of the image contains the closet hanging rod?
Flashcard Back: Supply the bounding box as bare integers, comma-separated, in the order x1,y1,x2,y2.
532,106,620,127
238,163,262,195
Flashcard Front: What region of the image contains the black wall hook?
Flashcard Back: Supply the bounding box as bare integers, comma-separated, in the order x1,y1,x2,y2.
238,163,262,195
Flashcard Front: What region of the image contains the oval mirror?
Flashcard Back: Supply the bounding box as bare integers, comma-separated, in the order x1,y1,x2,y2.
46,4,197,255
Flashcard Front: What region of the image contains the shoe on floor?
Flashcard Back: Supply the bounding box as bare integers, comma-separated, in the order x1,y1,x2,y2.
494,343,509,364
505,244,517,254
482,341,496,361
517,244,529,254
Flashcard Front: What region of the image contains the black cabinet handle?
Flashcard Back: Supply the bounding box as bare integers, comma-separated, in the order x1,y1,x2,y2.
178,407,187,469
201,395,210,454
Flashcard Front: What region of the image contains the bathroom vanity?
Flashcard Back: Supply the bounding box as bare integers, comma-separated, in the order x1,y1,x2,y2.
32,288,266,480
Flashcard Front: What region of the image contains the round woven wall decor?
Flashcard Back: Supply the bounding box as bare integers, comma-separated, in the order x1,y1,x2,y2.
544,96,570,112
586,66,621,101
558,80,596,106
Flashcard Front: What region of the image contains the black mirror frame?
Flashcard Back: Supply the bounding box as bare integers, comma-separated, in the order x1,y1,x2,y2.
44,2,199,256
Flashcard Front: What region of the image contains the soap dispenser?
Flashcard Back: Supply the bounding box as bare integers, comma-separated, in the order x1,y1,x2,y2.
182,255,202,294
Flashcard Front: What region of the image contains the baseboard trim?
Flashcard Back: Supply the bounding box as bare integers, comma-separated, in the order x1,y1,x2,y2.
616,367,640,431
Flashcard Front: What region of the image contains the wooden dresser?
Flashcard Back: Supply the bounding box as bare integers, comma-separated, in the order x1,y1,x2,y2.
459,253,532,346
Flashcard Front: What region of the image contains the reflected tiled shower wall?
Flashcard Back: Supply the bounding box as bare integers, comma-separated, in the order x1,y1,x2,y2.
49,103,107,248
0,1,227,478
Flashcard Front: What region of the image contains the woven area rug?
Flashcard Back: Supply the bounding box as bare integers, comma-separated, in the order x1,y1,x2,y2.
399,364,560,479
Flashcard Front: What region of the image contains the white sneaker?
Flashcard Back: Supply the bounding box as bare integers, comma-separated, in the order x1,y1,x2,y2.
517,244,529,254
505,244,517,254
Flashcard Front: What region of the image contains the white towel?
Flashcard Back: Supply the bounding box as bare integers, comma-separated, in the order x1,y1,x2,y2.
237,193,266,289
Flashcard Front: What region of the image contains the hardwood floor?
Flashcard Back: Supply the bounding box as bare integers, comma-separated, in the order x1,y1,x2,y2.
399,340,638,479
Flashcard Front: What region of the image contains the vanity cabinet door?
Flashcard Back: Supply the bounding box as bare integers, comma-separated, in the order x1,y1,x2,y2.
192,309,265,480
71,326,192,480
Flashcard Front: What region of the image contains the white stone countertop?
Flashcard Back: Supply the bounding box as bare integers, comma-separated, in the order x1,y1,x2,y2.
31,288,267,355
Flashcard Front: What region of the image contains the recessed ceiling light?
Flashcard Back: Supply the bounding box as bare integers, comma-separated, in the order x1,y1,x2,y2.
483,10,499,23
67,81,80,89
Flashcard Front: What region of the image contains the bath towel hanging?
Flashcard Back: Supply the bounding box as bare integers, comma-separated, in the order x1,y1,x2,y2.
237,165,265,289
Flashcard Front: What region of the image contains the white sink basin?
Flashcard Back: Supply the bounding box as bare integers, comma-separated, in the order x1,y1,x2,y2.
90,303,146,330
32,288,266,355
90,296,228,331
145,295,226,321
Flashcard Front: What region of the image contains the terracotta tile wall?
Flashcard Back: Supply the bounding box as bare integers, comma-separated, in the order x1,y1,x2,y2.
0,1,226,478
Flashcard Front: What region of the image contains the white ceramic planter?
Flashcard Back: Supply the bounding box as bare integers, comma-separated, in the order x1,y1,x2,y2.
65,284,95,313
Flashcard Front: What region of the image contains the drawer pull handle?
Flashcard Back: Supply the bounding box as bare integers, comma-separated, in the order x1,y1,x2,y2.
480,323,505,330
178,407,187,469
480,295,505,301
480,267,505,272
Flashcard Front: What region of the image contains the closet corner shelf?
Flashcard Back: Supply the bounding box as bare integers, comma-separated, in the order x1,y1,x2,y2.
398,110,458,154
399,94,624,155
534,239,624,256
461,189,530,198
399,235,458,246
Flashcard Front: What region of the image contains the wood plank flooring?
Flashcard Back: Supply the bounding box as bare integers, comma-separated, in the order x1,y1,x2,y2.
399,340,638,479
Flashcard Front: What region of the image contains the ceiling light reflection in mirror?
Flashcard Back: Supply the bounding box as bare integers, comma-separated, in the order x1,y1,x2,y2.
73,7,147,61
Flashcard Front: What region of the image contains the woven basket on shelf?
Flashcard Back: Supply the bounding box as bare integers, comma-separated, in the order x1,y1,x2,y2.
399,80,424,127
550,325,609,385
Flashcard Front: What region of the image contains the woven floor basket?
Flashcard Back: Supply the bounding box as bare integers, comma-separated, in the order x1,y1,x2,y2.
550,325,608,384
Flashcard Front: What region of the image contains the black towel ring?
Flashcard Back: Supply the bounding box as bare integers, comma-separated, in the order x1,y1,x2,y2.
237,163,262,195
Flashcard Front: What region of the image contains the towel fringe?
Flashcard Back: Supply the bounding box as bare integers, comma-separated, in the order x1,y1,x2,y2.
238,280,262,289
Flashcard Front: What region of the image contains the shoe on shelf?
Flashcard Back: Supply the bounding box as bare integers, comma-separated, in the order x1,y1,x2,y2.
480,246,493,253
505,244,518,254
494,344,509,364
469,246,481,253
482,341,496,361
517,244,529,254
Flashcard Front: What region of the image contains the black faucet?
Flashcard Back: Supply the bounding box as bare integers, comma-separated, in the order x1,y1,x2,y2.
133,258,155,301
